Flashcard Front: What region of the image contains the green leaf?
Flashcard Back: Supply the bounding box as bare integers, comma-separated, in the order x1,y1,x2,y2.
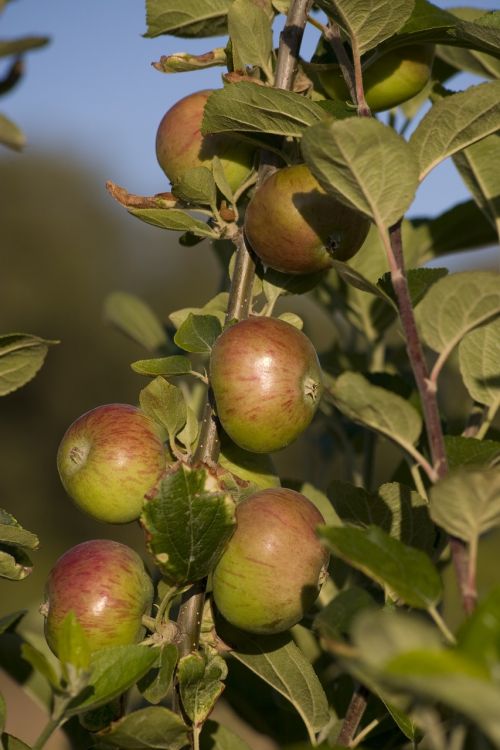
169,293,228,330
453,133,500,234
104,292,168,352
318,525,443,609
1,735,32,750
0,547,34,581
219,435,280,492
0,610,26,636
0,510,39,550
57,612,91,675
95,705,188,749
173,167,217,208
200,720,252,750
202,82,326,139
154,47,227,74
145,0,231,38
302,117,419,228
178,651,227,725
174,314,222,353
66,645,158,716
139,376,187,445
131,355,192,378
0,333,57,396
129,208,218,238
329,372,422,456
444,435,500,469
410,81,500,181
457,585,500,673
141,464,236,585
416,270,500,359
138,644,178,705
429,466,500,544
21,643,60,690
0,113,24,151
314,587,376,641
323,0,414,54
0,36,49,58
227,0,273,74
261,267,329,308
217,623,330,740
211,156,234,203
459,316,500,408
435,7,500,79
377,267,448,308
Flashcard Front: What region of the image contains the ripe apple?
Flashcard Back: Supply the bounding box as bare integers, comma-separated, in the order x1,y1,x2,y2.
244,164,370,274
318,45,435,112
156,89,255,193
42,539,154,656
57,404,168,524
209,317,323,454
212,488,329,634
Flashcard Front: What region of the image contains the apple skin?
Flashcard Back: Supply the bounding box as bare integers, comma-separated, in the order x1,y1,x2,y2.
57,404,168,524
212,488,329,634
319,45,435,112
244,164,370,274
42,539,154,656
156,90,255,193
209,317,323,454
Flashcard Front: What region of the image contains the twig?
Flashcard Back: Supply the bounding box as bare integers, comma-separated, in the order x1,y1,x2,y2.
337,685,369,747
323,22,356,103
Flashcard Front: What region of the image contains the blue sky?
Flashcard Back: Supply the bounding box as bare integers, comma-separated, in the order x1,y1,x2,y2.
2,0,499,219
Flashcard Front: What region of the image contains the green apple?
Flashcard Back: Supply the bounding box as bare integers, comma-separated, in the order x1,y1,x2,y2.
209,317,323,454
57,403,168,524
155,89,255,193
212,488,329,634
318,45,435,112
42,539,154,655
244,164,370,274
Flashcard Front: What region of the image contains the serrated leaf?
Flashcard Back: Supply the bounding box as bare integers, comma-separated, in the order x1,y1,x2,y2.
445,435,500,469
416,271,500,360
138,644,178,705
66,645,157,716
200,720,252,750
154,48,227,74
129,208,218,238
142,465,236,585
454,133,500,235
202,82,326,139
329,372,422,455
174,314,222,353
139,376,187,443
323,0,414,54
318,525,442,609
173,167,217,208
0,113,24,151
96,705,188,749
145,0,232,38
0,333,57,396
429,466,500,544
228,0,273,74
104,293,168,352
178,651,227,725
131,355,192,377
302,117,418,228
217,622,330,738
0,510,39,550
314,587,376,641
410,81,500,181
459,316,500,408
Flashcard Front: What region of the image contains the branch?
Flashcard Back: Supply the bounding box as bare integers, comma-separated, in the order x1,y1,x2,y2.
336,685,369,747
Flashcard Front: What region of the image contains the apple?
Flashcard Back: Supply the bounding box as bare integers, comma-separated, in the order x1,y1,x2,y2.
209,317,323,454
318,45,435,112
155,89,255,193
57,404,168,524
244,164,370,274
212,488,329,634
42,539,154,656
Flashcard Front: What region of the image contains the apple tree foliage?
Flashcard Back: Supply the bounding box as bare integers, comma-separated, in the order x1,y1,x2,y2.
2,1,500,749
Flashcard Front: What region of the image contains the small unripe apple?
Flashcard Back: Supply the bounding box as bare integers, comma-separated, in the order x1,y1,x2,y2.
156,90,255,192
42,539,154,656
57,404,168,524
319,45,435,112
212,488,329,634
244,164,370,274
209,317,323,454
